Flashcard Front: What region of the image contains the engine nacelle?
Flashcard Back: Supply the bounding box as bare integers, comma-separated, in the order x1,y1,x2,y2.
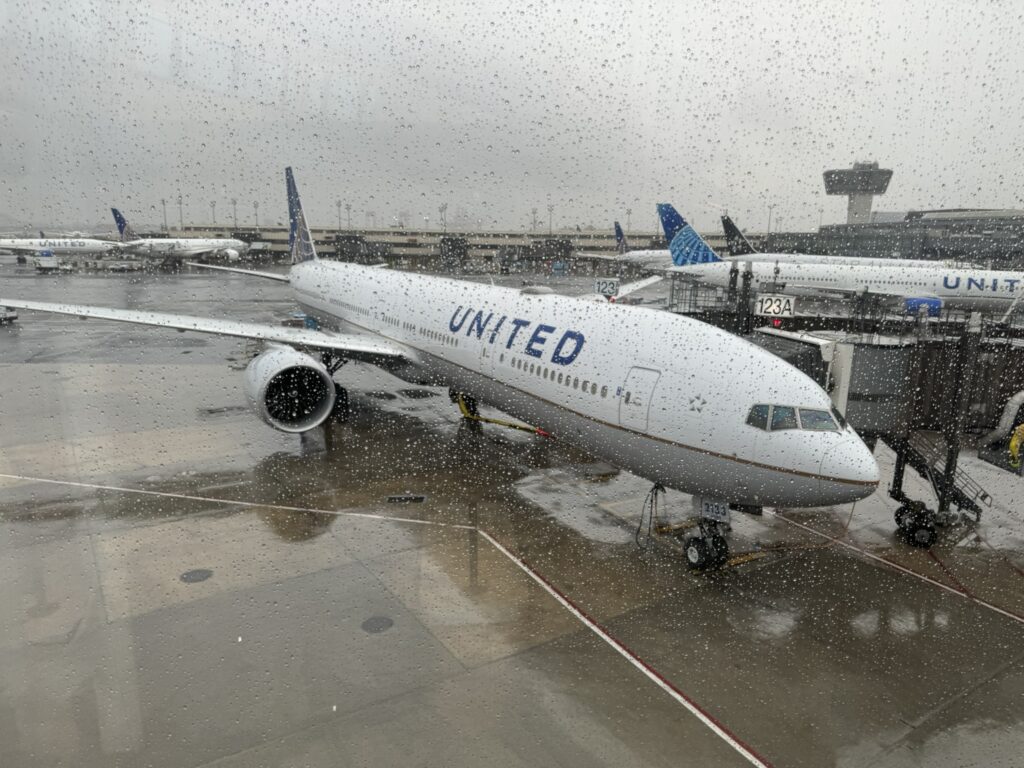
222,248,240,261
904,297,942,317
244,346,335,432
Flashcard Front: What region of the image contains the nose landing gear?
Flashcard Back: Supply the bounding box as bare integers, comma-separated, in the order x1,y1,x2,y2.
683,520,730,571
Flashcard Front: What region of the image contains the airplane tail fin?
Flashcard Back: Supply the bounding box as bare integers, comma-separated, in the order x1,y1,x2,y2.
656,203,721,266
111,208,137,242
286,167,318,264
614,221,628,254
39,230,45,238
721,214,758,256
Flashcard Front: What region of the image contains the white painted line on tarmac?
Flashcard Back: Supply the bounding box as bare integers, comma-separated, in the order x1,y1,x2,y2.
0,472,473,530
777,513,1024,626
478,529,774,768
5,470,771,764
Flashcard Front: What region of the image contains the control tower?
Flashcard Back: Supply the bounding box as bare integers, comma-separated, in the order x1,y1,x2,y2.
823,161,893,225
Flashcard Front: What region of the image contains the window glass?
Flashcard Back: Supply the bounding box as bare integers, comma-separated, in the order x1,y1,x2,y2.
799,408,837,431
746,404,769,430
770,406,798,430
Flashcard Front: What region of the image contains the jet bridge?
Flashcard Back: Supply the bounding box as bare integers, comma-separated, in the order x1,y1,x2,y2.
749,316,1024,546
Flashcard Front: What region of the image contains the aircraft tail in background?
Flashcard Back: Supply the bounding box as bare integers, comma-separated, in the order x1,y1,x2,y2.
721,214,758,256
656,204,721,266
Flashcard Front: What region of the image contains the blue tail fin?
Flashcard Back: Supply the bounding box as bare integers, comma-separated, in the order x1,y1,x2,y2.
286,167,318,264
657,203,721,266
110,208,137,242
614,221,628,254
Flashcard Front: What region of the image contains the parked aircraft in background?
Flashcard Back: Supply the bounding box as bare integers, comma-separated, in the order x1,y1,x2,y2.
662,206,1024,315
2,168,879,570
112,208,248,261
0,235,118,256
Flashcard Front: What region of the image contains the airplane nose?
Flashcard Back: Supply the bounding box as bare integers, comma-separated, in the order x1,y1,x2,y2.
819,437,880,502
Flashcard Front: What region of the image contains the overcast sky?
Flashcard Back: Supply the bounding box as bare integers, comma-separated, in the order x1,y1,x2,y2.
2,0,1023,233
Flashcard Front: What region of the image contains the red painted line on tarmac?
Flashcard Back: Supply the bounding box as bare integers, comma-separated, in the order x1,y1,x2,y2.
478,529,775,768
927,550,973,597
777,514,1024,626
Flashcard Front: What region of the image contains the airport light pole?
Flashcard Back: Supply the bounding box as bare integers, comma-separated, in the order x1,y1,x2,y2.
345,203,352,229
210,200,216,225
439,203,448,232
818,207,824,229
253,201,259,232
626,207,632,233
531,208,538,233
231,198,237,230
547,204,553,235
161,198,168,232
177,194,183,230
336,199,342,230
766,203,776,234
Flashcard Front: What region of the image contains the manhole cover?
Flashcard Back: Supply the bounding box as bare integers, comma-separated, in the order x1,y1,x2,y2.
180,569,213,584
361,616,394,634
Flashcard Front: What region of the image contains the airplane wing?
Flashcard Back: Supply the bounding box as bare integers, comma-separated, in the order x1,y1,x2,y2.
186,262,290,282
0,299,406,362
617,275,664,298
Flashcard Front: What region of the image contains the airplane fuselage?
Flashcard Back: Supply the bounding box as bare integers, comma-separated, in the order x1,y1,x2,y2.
290,261,877,507
121,238,246,257
0,238,117,255
680,260,1024,309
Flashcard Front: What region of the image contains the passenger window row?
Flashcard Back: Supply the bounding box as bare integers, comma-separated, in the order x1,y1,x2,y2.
745,404,842,432
500,353,611,398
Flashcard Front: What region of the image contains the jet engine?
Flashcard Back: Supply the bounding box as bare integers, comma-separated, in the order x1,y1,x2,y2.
903,297,942,317
244,345,336,432
222,248,240,261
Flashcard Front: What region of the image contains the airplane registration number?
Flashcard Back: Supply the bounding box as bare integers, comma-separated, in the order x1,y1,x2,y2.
595,278,620,297
754,294,796,317
694,497,731,523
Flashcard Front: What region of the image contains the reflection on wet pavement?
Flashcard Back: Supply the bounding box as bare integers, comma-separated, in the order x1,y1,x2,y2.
1,272,1023,767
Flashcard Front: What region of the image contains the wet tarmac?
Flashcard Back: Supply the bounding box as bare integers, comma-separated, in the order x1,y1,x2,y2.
1,268,1023,767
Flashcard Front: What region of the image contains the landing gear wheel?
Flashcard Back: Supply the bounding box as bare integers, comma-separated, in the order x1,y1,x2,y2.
904,520,937,548
684,537,711,570
330,384,349,422
894,505,911,530
707,534,729,566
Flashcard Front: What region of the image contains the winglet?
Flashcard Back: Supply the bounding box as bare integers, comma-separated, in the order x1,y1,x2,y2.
656,203,721,266
111,208,137,242
614,221,628,254
286,167,317,264
721,214,758,256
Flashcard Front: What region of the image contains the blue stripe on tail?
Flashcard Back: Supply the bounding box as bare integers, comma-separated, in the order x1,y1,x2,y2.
656,203,721,266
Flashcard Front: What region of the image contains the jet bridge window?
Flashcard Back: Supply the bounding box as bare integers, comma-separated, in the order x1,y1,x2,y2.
770,405,798,431
798,408,839,431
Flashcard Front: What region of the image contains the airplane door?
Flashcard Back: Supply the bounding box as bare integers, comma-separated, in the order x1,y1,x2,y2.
618,367,661,432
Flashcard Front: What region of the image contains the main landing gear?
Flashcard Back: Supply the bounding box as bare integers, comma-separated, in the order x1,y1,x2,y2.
322,353,350,422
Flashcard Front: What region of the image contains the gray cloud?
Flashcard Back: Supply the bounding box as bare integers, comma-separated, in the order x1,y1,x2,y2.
2,0,1023,233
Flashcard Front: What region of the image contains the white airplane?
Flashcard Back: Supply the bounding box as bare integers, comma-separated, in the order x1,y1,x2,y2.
0,234,118,256
580,206,963,273
661,208,1024,316
112,208,247,260
1,168,879,569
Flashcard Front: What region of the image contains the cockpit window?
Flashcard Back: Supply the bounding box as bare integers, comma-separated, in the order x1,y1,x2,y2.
746,404,769,430
770,406,798,431
798,408,838,431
